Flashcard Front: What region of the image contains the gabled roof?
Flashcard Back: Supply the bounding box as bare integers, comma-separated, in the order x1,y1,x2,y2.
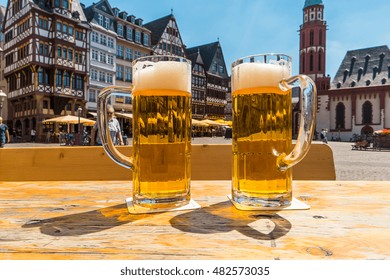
187,50,205,68
331,45,390,89
304,0,323,9
144,14,172,46
83,0,115,22
186,42,220,71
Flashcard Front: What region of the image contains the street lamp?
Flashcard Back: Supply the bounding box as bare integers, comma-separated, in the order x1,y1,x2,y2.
78,106,82,145
0,89,7,117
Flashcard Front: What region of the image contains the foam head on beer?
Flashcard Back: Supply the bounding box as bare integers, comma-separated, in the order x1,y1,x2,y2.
232,59,291,92
133,60,191,93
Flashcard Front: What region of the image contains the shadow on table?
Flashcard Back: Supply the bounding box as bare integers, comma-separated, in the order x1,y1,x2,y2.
170,201,292,240
22,203,148,236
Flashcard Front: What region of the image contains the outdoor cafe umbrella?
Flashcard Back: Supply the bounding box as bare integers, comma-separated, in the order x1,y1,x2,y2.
42,115,96,132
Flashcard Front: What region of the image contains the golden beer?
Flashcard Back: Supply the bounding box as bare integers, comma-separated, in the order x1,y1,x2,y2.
231,54,317,209
232,87,292,207
132,91,191,208
98,56,192,212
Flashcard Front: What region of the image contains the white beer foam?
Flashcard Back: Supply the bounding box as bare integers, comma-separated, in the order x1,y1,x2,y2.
133,61,191,93
232,62,290,91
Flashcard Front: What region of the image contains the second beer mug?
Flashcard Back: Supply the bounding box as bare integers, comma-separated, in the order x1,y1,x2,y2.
98,55,192,212
231,54,317,209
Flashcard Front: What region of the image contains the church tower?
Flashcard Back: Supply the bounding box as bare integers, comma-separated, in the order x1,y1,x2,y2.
299,0,330,90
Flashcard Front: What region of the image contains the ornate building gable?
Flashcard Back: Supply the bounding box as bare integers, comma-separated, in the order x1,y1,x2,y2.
144,14,185,57
332,45,390,90
187,41,229,120
82,0,115,32
187,41,228,80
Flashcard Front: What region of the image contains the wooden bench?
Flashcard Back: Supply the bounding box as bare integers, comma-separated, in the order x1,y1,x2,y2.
0,143,335,181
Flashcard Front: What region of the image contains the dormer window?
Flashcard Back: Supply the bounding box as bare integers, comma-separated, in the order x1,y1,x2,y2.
98,14,103,26
337,82,342,88
366,80,371,86
382,78,387,85
350,80,356,87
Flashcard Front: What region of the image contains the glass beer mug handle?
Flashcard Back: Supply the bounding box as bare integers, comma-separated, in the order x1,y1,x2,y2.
98,86,133,169
277,75,317,171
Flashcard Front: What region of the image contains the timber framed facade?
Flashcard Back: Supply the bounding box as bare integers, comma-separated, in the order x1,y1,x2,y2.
3,0,90,142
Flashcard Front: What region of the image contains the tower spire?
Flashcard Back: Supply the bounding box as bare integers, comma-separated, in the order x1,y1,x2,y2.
299,0,328,88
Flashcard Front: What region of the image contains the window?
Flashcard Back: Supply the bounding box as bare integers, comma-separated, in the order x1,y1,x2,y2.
219,65,224,74
126,27,132,40
74,75,83,90
63,48,68,59
107,73,113,84
336,102,345,129
126,48,132,61
56,22,61,32
134,50,141,60
107,55,114,65
143,34,149,46
76,30,83,40
99,71,106,82
56,70,62,86
54,0,60,8
116,65,124,80
362,101,373,124
68,49,73,60
90,69,98,81
318,52,322,71
125,67,132,81
89,89,97,102
108,37,114,48
100,34,106,45
62,24,67,34
64,72,70,87
309,53,314,72
63,0,69,9
116,45,124,58
67,26,73,36
38,68,44,84
98,14,104,26
117,24,123,36
92,32,99,43
105,17,110,29
39,18,48,30
309,31,314,46
57,47,62,58
39,43,44,55
100,52,106,63
92,49,98,60
135,31,141,43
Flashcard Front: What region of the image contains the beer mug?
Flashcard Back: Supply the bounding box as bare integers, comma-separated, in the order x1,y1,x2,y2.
231,54,317,209
97,55,192,211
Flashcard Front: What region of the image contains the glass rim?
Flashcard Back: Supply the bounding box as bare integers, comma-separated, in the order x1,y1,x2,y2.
232,53,292,68
132,55,191,67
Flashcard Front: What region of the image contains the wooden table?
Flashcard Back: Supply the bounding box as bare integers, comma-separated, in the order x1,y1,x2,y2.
0,180,389,260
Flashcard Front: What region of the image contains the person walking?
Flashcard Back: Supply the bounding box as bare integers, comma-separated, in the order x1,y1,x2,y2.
91,106,123,146
30,128,36,142
321,128,328,144
0,117,10,148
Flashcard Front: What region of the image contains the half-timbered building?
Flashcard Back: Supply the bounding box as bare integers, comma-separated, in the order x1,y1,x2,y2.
2,0,90,141
187,41,229,120
144,13,186,57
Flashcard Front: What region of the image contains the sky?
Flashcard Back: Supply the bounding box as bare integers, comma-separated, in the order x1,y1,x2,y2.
1,0,390,79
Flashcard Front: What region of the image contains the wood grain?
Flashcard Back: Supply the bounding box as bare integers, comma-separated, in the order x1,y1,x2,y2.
0,143,335,181
0,180,388,260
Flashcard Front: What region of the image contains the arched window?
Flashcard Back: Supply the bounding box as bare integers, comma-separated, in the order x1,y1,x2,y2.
309,30,314,46
336,102,345,129
302,55,305,72
362,101,373,124
319,30,323,46
309,53,314,72
318,52,322,71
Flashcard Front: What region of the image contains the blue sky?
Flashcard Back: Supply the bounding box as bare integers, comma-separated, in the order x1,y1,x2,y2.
2,0,389,79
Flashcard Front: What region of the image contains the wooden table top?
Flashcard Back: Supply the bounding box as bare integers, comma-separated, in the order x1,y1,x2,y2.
0,180,389,260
